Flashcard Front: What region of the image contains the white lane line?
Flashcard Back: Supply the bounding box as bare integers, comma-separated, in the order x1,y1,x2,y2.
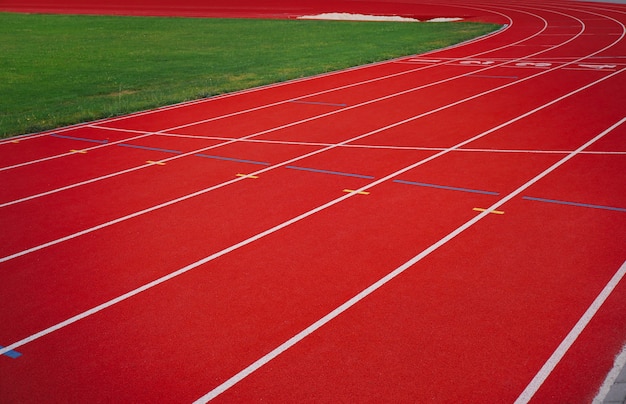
0,133,155,172
193,116,626,403
515,260,626,404
158,132,626,155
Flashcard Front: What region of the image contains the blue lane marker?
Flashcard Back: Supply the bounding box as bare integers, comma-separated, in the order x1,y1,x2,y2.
469,75,519,79
523,196,626,212
393,179,499,196
285,165,374,179
195,154,271,166
117,143,182,154
50,133,108,144
0,346,22,359
289,100,347,107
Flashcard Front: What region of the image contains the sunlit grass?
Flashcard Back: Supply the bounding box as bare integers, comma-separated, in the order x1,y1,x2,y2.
0,12,500,137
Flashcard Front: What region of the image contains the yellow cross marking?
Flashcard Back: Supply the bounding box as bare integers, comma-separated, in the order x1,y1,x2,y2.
236,174,259,179
146,160,166,165
473,207,505,215
70,149,87,154
343,189,370,195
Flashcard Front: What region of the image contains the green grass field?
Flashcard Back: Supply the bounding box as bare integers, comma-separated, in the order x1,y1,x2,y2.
0,12,499,138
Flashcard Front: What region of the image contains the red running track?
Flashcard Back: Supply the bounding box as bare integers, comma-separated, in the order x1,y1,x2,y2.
1,1,625,403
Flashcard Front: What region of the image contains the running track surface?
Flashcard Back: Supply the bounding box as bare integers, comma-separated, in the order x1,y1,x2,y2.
1,1,625,402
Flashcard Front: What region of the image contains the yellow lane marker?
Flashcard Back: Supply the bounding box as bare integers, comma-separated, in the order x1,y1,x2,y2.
11,140,20,144
146,160,166,165
473,207,505,215
343,189,370,195
70,149,87,154
236,173,259,179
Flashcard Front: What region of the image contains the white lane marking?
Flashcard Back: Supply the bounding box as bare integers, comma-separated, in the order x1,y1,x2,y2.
515,260,626,404
158,132,626,155
0,133,155,172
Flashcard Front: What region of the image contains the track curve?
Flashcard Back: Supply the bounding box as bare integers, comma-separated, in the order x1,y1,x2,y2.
0,1,624,403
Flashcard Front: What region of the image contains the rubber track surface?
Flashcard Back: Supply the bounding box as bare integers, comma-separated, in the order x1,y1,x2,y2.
0,1,625,403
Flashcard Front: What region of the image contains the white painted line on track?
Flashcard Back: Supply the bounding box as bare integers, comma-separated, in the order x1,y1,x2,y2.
0,133,154,172
158,132,626,155
515,260,626,404
193,116,626,404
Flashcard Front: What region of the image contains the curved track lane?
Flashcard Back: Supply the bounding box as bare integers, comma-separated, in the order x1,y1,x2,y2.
0,1,625,403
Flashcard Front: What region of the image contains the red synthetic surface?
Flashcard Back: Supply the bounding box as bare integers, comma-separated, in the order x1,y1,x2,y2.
1,0,625,403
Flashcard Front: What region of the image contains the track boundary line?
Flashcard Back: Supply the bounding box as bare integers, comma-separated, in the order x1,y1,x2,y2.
0,133,155,172
156,132,626,155
515,259,626,403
